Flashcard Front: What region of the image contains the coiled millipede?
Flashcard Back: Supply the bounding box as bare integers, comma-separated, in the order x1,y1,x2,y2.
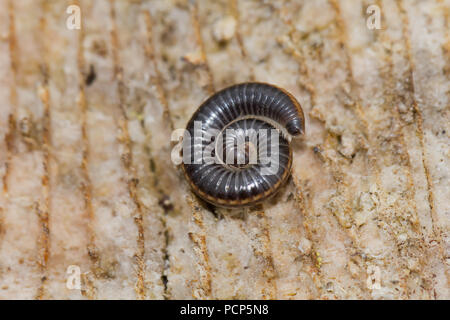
181,82,305,208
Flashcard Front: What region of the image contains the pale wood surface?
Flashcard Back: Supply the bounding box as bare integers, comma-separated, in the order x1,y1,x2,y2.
0,0,448,299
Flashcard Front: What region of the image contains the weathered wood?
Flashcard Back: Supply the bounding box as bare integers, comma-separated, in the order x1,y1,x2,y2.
0,0,448,299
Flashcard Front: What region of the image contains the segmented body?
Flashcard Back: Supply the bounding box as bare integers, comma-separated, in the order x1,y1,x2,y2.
182,82,305,208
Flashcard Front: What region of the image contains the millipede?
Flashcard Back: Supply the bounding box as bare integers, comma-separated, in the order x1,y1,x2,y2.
181,82,305,208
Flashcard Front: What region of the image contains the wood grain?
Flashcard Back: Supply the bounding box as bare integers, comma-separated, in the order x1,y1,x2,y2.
0,0,448,299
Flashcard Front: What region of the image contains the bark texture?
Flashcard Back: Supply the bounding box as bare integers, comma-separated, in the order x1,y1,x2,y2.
0,0,448,299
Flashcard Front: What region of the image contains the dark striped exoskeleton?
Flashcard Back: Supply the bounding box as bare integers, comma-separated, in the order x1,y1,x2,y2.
181,83,305,208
